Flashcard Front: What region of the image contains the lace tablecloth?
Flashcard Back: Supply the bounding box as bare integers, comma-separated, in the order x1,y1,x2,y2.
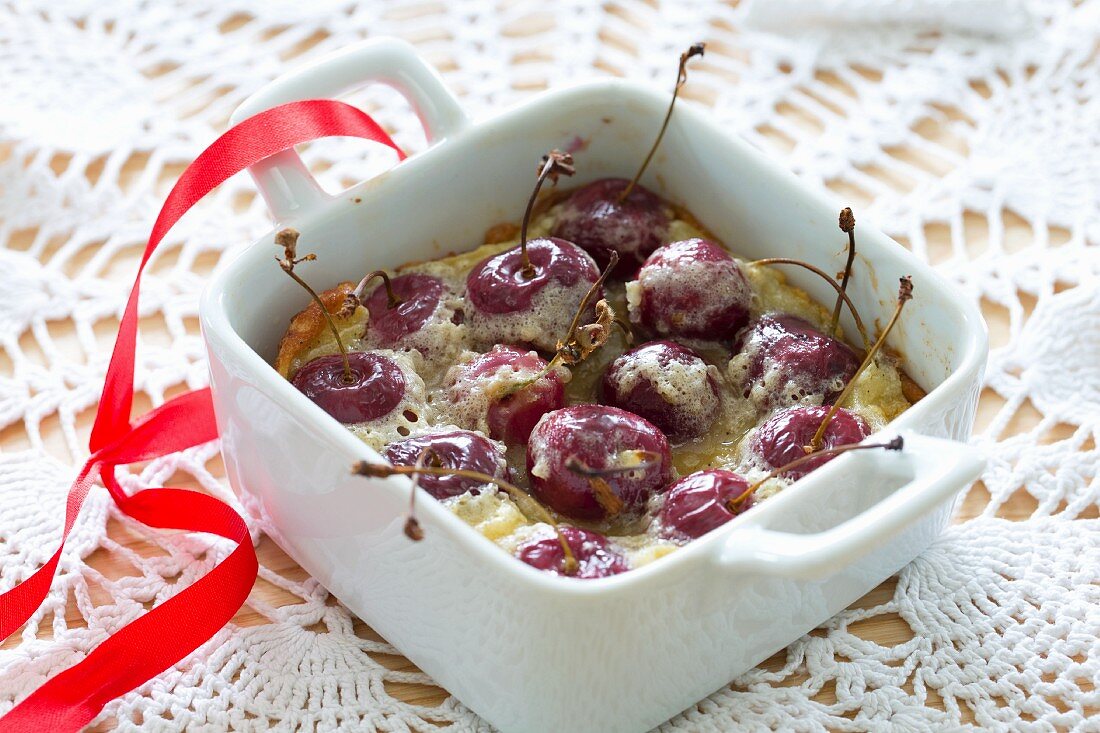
1,1,1098,730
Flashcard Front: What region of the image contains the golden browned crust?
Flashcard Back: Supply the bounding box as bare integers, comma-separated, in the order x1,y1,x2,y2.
484,222,520,245
274,281,355,379
900,370,926,404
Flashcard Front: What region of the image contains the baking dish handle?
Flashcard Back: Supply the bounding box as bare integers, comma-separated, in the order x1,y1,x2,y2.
715,432,984,580
230,37,469,221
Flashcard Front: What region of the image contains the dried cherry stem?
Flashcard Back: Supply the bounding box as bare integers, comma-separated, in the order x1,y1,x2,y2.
829,207,857,334
564,451,661,477
503,253,620,395
352,460,579,575
557,251,618,358
620,42,706,202
557,299,617,368
275,228,353,383
809,276,914,452
400,449,437,542
519,149,575,279
565,450,661,519
727,436,905,511
353,270,402,309
588,477,624,517
750,257,872,351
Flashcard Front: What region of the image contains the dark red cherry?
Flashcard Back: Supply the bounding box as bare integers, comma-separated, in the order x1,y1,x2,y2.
526,405,673,522
291,351,405,424
601,340,719,443
459,345,565,445
516,526,628,579
551,178,671,276
658,469,753,541
383,429,507,500
734,313,859,405
486,345,563,442
752,405,870,480
466,238,600,314
364,272,444,347
632,238,752,341
466,238,601,351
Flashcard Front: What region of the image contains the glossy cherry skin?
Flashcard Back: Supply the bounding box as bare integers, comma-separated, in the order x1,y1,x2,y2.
658,469,754,541
364,272,444,347
551,178,671,276
383,429,507,500
632,238,752,341
752,405,870,480
516,526,628,579
466,238,600,315
526,405,674,522
601,340,719,443
734,313,859,404
291,351,405,424
453,345,565,445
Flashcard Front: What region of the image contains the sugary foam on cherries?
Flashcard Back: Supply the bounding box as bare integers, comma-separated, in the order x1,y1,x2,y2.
465,238,601,352
445,345,565,445
732,313,860,406
526,404,673,522
364,272,444,347
601,340,719,443
516,526,628,579
631,238,752,341
550,178,671,276
467,238,598,314
291,351,405,424
658,469,753,541
383,429,507,500
753,405,870,480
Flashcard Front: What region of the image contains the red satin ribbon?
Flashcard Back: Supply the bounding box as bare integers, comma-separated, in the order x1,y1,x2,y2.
0,99,408,730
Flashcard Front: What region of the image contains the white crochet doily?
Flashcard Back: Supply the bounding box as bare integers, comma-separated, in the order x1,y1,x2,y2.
2,0,1099,729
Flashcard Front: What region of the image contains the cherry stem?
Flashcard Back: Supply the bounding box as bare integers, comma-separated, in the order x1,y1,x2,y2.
506,253,620,394
750,257,872,352
588,477,624,517
565,451,660,520
352,461,579,575
275,228,353,384
809,276,914,452
354,270,402,309
829,207,857,335
401,449,437,541
565,451,661,477
620,42,705,203
727,436,905,511
561,251,617,349
520,149,575,279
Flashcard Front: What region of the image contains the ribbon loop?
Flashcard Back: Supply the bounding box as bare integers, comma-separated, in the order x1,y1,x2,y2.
0,99,410,732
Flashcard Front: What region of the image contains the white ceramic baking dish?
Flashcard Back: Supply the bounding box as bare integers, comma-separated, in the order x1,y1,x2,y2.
199,39,988,733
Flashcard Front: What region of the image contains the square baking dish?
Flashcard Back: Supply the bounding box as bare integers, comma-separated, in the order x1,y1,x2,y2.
199,39,987,733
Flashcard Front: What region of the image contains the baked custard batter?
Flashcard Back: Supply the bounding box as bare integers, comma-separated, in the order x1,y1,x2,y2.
273,189,919,576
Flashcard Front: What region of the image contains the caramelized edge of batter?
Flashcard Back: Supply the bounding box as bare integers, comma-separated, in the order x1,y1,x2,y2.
274,281,356,379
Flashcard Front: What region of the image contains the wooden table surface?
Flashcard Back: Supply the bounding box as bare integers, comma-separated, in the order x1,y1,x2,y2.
0,33,1056,728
